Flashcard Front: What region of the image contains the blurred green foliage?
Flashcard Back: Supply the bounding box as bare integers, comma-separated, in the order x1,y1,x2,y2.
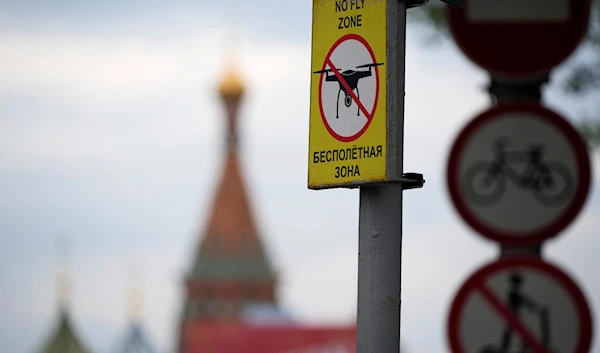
408,0,600,148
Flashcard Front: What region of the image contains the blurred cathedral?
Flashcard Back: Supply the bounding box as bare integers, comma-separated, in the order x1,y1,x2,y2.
32,60,356,353
177,62,356,353
178,63,287,327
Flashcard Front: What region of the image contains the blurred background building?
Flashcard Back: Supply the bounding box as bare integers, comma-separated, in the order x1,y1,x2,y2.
34,60,357,353
177,62,356,353
36,240,96,353
179,64,283,327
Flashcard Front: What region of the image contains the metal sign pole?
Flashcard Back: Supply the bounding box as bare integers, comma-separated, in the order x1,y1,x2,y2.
357,182,404,353
487,74,548,260
357,1,407,353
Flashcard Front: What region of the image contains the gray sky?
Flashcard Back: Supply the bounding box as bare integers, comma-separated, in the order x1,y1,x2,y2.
1,1,599,353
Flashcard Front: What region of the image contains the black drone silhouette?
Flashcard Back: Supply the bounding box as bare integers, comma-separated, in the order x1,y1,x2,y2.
313,62,384,119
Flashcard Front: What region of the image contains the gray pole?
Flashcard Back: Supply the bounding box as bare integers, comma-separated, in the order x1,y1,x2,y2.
487,73,549,260
356,1,407,352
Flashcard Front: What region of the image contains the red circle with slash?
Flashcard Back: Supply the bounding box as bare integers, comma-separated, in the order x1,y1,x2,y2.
447,257,593,353
317,33,380,142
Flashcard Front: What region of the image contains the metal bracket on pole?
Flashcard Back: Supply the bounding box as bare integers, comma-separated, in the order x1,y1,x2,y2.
400,172,425,190
440,0,464,9
500,244,543,258
486,74,550,105
407,0,464,9
342,173,425,190
406,0,428,8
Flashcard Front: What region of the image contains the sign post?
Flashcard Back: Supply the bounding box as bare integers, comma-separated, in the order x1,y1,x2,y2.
444,3,593,353
356,2,406,352
309,1,414,352
309,1,462,353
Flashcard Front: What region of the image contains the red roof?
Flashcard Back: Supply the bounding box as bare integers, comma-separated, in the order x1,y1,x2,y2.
181,323,356,353
201,149,262,257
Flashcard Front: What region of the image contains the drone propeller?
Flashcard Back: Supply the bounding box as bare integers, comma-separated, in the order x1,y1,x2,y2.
313,68,342,74
356,62,385,68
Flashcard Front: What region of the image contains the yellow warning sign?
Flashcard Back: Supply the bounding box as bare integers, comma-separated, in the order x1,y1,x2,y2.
308,0,387,190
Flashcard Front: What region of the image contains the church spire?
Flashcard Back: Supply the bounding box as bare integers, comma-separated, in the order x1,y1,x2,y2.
55,235,71,314
114,260,159,353
217,5,244,151
127,260,143,324
218,63,245,150
180,52,277,326
35,235,94,353
194,64,274,281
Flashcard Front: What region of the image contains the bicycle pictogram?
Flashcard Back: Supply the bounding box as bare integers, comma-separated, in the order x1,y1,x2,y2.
463,137,573,207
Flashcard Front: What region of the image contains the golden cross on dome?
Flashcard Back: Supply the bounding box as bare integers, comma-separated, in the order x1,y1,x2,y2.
55,235,71,312
127,258,144,323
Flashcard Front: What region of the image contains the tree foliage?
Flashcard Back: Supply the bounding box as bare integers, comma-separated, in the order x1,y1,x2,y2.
408,0,600,147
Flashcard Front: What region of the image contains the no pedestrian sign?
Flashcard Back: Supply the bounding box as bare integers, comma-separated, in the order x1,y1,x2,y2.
447,257,593,353
308,0,388,189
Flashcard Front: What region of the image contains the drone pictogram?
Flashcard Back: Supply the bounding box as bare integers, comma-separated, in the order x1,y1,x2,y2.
314,62,384,119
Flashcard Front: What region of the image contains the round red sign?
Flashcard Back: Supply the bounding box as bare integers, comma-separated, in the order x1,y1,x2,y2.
448,257,593,353
447,0,591,79
446,103,591,246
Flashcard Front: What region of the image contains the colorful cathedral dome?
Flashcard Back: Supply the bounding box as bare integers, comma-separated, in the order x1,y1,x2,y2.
218,65,246,100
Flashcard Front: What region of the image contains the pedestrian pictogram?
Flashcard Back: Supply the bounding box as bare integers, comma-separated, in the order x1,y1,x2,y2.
308,0,389,190
448,257,593,353
447,103,591,246
314,34,383,142
447,0,591,80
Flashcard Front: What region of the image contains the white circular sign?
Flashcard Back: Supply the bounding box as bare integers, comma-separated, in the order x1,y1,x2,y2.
448,258,593,353
447,104,591,245
314,34,382,142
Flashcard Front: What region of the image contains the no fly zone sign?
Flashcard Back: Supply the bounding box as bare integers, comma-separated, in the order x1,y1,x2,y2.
308,0,388,190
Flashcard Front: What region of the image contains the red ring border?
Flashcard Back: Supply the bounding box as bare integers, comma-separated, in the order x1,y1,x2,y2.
317,33,380,143
446,103,592,246
447,257,593,353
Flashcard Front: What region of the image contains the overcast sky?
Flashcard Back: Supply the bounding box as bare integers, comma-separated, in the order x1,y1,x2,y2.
1,1,599,353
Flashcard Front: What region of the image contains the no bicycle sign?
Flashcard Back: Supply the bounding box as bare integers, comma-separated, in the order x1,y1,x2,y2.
308,0,389,190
